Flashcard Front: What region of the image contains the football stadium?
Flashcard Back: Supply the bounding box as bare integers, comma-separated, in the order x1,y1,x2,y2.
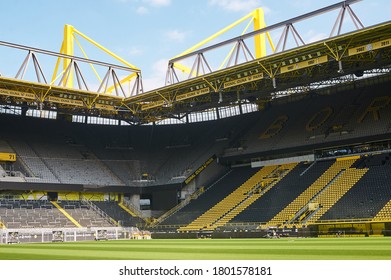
1,0,391,260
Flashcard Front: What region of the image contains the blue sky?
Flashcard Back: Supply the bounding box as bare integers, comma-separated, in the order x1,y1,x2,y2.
1,0,390,91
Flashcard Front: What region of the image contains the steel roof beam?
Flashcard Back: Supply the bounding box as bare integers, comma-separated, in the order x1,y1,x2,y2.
0,40,140,73
169,0,363,64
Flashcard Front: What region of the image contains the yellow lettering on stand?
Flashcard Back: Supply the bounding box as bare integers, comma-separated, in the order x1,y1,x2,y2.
306,107,333,132
358,96,391,123
259,115,288,139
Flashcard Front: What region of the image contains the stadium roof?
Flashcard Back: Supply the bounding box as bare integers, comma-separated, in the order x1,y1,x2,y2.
0,0,390,124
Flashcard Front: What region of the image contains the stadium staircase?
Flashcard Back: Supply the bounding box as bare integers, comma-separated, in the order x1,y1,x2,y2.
82,199,119,226
86,152,125,186
263,157,360,228
303,167,368,224
92,200,145,226
58,201,115,227
179,163,297,231
150,186,205,227
51,201,82,228
117,200,146,224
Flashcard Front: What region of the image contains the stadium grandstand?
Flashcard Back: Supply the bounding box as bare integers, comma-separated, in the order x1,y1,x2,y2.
1,0,391,243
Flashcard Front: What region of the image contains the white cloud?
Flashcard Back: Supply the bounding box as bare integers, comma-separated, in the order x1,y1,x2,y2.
136,6,149,14
305,30,327,43
142,59,169,91
128,46,144,56
143,0,171,7
118,0,171,13
208,0,262,12
262,6,271,15
164,30,187,43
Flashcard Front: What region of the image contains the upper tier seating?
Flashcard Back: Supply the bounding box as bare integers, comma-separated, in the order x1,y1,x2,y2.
1,80,390,186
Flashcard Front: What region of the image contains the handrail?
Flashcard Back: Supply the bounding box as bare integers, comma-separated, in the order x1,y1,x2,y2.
151,187,205,226
81,199,118,226
122,199,145,220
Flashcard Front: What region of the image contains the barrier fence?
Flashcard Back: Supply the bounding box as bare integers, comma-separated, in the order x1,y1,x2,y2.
0,226,151,244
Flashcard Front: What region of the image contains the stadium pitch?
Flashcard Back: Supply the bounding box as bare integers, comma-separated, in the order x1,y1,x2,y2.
0,238,391,260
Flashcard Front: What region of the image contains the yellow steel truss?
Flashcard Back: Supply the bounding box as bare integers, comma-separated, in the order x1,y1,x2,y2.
172,8,274,75
1,1,390,124
52,24,140,93
1,21,390,124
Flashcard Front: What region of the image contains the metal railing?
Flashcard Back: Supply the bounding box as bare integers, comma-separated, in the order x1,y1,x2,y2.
81,198,118,226
0,226,140,244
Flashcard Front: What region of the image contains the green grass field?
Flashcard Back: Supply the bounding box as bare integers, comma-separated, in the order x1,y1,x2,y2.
1,238,391,260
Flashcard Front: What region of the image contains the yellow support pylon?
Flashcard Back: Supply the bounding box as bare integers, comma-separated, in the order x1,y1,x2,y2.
172,8,274,74
63,24,74,87
253,8,266,58
52,24,140,93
